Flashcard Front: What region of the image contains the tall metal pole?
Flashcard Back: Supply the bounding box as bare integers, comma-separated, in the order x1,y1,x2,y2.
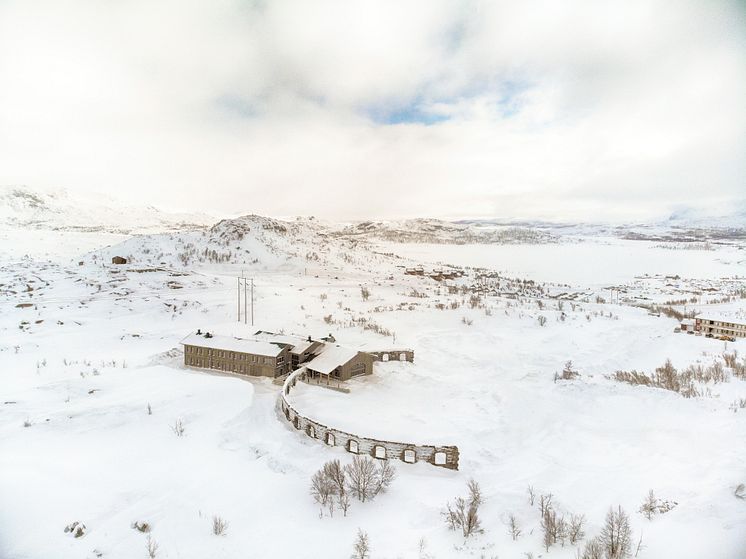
251,278,254,326
244,278,247,325
237,277,241,322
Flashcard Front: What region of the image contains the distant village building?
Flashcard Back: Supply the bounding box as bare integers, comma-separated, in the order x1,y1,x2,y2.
679,318,695,332
111,256,127,264
694,316,746,340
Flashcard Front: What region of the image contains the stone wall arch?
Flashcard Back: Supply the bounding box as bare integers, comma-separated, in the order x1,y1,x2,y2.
280,369,459,470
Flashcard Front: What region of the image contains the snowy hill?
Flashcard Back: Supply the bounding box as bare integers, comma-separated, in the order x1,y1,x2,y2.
0,185,214,233
662,202,746,230
85,214,346,271
333,218,554,244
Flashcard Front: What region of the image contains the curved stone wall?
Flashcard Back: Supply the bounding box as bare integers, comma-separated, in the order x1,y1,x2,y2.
280,368,459,470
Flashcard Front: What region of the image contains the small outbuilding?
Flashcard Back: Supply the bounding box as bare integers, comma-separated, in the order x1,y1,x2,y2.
112,256,127,265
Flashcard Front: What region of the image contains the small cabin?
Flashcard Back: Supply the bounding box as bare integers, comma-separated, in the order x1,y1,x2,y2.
112,256,127,265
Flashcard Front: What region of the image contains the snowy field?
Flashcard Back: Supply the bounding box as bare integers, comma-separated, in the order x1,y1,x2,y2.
377,238,746,286
1,225,745,559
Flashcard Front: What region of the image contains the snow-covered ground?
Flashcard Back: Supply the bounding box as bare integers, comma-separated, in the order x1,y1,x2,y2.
1,222,745,559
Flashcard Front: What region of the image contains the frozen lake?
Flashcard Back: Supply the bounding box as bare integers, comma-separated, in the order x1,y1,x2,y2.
380,237,746,286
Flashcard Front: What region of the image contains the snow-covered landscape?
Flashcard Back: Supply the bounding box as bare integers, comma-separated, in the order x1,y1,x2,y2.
1,189,745,559
2,0,745,556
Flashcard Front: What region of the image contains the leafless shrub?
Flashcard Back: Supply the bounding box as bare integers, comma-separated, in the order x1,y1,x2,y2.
344,455,395,502
559,360,579,380
538,315,547,327
345,456,377,502
467,478,482,507
541,508,566,551
599,506,632,559
374,459,396,496
507,514,521,540
611,356,734,398
360,286,371,301
730,398,746,412
577,536,603,559
171,419,185,437
338,491,351,516
131,520,151,533
639,490,657,520
539,493,553,517
311,470,336,506
212,515,229,536
443,479,483,538
568,514,586,544
734,483,745,499
638,489,677,519
146,535,158,558
23,419,32,428
417,537,431,559
351,529,370,559
147,403,152,415
527,485,535,506
323,459,347,496
462,316,473,326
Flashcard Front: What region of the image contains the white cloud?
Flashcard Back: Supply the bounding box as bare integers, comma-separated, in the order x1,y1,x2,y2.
0,0,744,221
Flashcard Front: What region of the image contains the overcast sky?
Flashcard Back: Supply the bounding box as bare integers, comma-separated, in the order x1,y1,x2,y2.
1,0,744,221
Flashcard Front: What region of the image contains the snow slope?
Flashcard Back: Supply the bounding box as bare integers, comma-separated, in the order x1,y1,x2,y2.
1,224,745,559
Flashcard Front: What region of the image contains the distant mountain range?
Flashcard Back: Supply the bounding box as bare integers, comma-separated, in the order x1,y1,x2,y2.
2,185,743,243
0,185,214,233
456,201,746,232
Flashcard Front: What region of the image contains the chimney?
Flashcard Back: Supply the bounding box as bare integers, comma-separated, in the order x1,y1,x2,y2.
308,335,312,342
197,328,202,335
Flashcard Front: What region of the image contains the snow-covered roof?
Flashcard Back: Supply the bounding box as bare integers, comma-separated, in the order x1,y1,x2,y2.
304,344,360,375
180,332,287,357
252,331,317,354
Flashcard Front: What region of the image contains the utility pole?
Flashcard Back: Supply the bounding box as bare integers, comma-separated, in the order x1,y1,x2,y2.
244,277,247,325
237,276,241,322
251,278,254,326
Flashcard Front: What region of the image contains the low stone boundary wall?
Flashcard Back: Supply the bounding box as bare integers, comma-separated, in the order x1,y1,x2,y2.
368,349,415,363
280,368,458,470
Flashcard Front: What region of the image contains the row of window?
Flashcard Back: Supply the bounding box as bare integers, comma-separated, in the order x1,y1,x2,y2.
186,346,275,364
701,320,746,330
186,357,284,375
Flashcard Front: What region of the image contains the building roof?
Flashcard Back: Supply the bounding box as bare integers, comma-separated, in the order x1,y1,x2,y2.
180,332,288,357
252,331,318,354
304,344,360,375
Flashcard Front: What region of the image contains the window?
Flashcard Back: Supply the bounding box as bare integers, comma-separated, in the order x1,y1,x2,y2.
373,446,386,459
348,440,359,454
326,433,335,446
403,449,416,463
382,353,389,362
434,452,447,465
